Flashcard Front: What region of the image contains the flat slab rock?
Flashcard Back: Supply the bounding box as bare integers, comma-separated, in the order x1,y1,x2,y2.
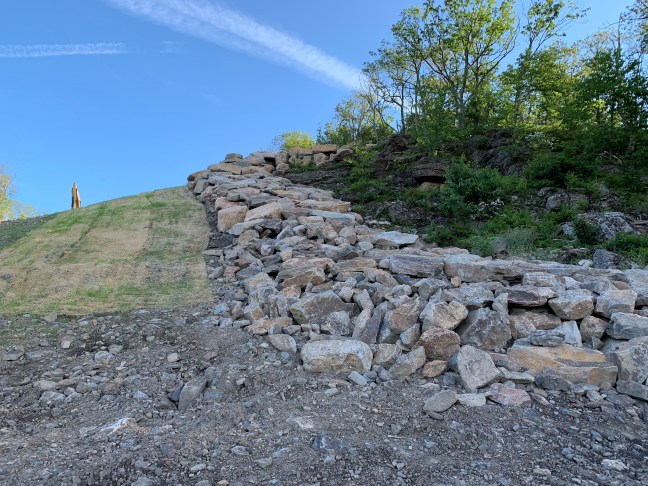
508,344,617,389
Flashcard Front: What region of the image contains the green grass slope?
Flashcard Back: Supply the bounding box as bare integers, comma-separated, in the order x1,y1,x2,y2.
0,187,212,316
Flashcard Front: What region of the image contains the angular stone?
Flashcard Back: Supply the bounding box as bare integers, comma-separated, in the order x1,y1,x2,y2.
245,202,284,221
352,311,381,344
423,390,457,414
595,289,637,318
508,344,618,389
555,320,582,347
607,313,648,340
522,272,565,289
456,345,502,390
301,340,372,374
422,360,448,378
443,285,494,310
267,334,297,353
488,383,531,406
312,144,338,154
499,368,535,384
321,311,353,336
580,316,607,341
505,286,557,307
549,289,594,320
389,346,426,379
612,336,648,383
385,297,424,334
388,255,445,278
416,328,461,361
457,393,487,407
400,323,422,347
616,380,648,401
299,199,350,212
217,206,247,232
282,268,326,288
369,231,419,248
178,377,207,411
626,269,648,306
456,308,511,351
528,329,565,347
420,301,469,332
290,291,354,326
249,317,293,335
332,258,376,274
209,162,242,175
372,344,402,367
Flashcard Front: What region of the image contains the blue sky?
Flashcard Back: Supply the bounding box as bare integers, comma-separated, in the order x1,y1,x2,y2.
0,0,635,215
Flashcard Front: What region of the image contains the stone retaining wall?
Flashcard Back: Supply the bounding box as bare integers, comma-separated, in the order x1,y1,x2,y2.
187,151,648,406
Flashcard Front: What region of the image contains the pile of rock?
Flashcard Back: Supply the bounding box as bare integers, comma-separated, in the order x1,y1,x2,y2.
189,146,350,178
188,153,648,412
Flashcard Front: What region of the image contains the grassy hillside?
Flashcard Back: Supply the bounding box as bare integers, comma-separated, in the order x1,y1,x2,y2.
0,187,212,316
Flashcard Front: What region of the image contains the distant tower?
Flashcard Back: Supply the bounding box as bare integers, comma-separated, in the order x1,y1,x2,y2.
71,183,81,209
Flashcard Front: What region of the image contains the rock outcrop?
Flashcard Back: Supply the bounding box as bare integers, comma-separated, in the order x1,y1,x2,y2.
188,151,648,405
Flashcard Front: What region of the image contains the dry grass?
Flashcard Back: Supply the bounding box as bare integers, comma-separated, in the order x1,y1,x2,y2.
0,187,212,316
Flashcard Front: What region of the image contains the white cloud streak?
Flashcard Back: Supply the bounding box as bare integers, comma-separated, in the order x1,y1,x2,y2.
0,43,127,58
104,0,362,89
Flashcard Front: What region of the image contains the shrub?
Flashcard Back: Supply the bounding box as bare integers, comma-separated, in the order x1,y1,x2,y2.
573,218,600,245
604,233,648,266
272,131,315,150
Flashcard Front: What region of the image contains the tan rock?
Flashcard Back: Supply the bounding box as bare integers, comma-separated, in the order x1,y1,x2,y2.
209,163,242,175
301,340,372,374
312,144,338,154
422,360,448,378
416,328,461,361
245,202,284,221
299,199,351,213
508,344,617,389
217,206,247,232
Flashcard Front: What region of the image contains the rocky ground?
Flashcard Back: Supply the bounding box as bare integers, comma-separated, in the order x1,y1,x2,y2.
1,307,647,486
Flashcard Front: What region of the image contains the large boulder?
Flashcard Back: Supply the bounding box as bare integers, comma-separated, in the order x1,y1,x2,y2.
388,255,444,277
456,308,511,351
443,285,494,310
301,340,373,374
290,291,354,326
456,345,502,390
548,289,594,320
606,313,648,340
416,328,461,361
612,336,648,384
595,289,637,318
508,344,618,389
217,206,248,232
626,270,648,306
420,301,468,332
505,286,557,307
384,297,425,334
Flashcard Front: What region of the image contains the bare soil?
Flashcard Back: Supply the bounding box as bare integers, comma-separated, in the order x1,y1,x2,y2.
1,306,646,486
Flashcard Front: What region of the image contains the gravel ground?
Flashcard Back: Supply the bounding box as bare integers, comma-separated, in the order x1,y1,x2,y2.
1,307,647,486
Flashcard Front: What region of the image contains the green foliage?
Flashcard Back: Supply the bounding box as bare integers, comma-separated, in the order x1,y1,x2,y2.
573,218,599,245
604,233,648,266
0,165,38,222
272,131,315,151
439,160,523,219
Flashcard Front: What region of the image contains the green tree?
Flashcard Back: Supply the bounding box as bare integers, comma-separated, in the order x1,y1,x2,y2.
0,165,37,221
272,131,315,151
420,0,517,130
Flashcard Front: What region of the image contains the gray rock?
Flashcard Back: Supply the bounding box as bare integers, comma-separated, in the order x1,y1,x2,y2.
267,334,297,353
592,249,623,269
423,390,457,414
321,311,353,336
595,289,637,318
456,308,511,351
2,347,25,361
371,344,402,367
457,393,487,407
420,301,468,332
388,255,444,277
456,345,502,390
528,330,565,347
612,336,648,383
505,286,557,307
556,320,582,347
290,291,354,326
577,212,637,241
607,312,648,340
384,297,424,334
548,289,594,320
443,285,494,310
369,231,419,248
39,391,66,402
301,340,372,373
388,346,426,379
616,380,648,401
352,311,381,344
580,316,607,341
178,377,207,411
522,272,564,289
347,371,368,386
626,269,648,306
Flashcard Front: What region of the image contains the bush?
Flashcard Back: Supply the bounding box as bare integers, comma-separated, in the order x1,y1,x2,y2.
272,131,315,150
604,233,648,266
573,218,600,245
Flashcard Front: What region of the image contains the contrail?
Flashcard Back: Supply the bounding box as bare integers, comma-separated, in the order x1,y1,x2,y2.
104,0,362,89
0,43,127,58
